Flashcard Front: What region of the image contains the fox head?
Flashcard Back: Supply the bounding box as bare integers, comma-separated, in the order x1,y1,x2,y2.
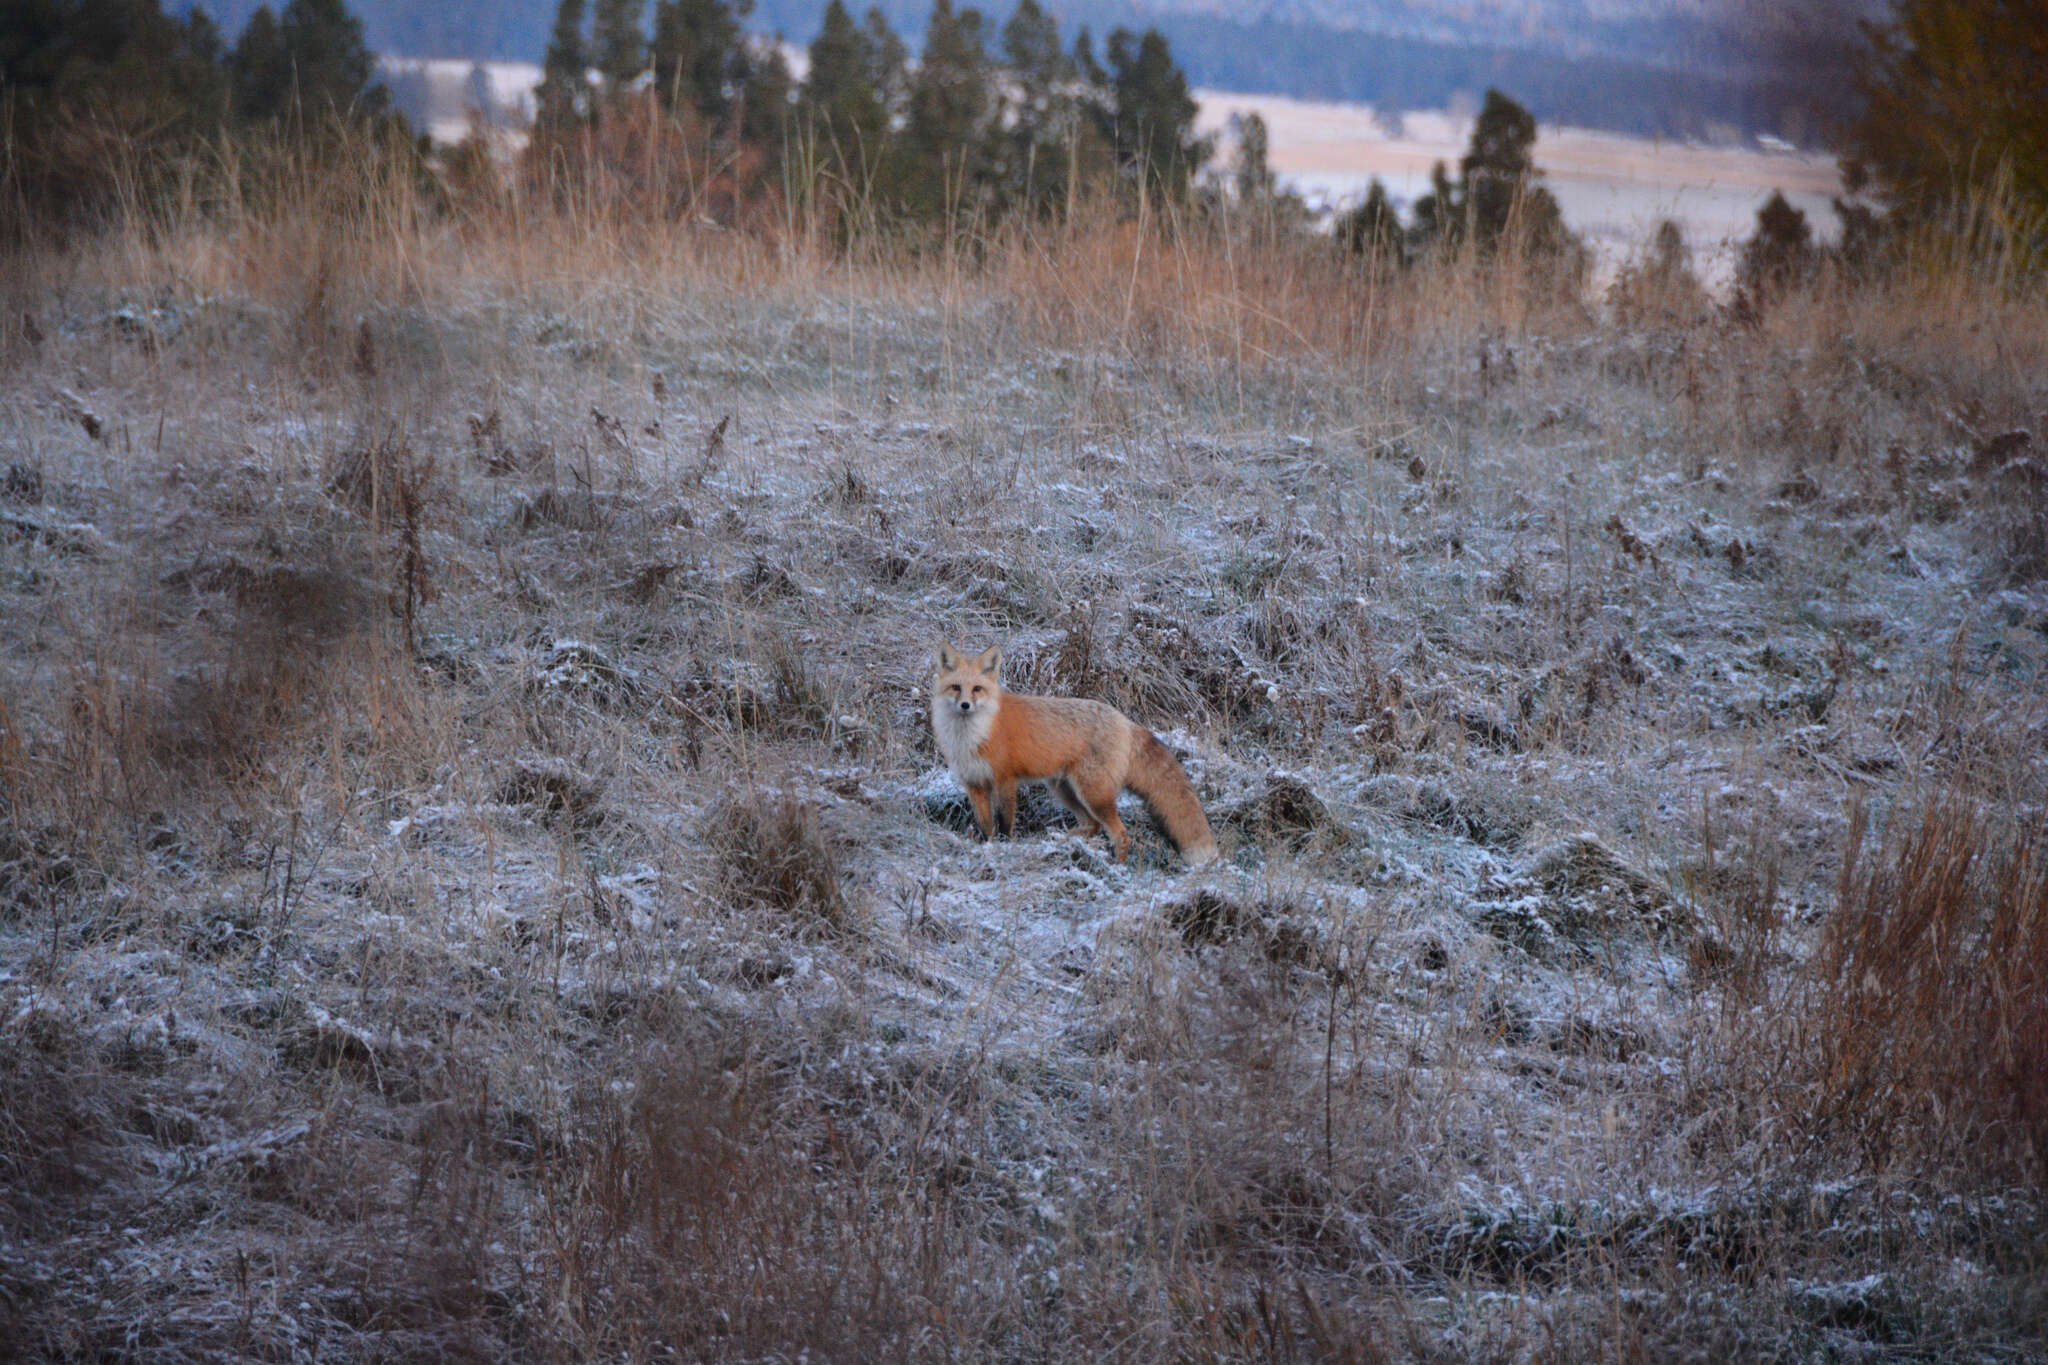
934,642,1002,717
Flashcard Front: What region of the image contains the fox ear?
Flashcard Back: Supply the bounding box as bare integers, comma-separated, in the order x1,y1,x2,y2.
938,642,958,670
978,645,1002,676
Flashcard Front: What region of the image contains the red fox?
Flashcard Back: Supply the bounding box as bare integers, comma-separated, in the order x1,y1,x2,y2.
931,643,1219,867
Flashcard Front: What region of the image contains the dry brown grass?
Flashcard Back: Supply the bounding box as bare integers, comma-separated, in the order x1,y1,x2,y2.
1805,796,2048,1185
1,131,2045,1360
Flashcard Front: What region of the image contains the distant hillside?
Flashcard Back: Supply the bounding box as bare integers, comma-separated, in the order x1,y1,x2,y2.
181,0,1866,142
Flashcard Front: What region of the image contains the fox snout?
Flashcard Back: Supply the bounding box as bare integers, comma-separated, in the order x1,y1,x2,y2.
955,698,974,712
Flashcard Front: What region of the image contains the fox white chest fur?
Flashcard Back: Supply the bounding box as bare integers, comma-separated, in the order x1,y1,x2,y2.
932,694,997,787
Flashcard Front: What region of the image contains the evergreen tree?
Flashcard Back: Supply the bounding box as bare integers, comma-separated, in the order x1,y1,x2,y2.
1609,218,1708,323
1460,87,1538,246
535,0,590,130
1102,27,1208,203
4,0,231,222
895,0,996,218
1409,158,1457,249
1338,177,1403,266
992,0,1092,214
1410,88,1580,268
1071,25,1105,89
1456,88,1575,253
1831,163,1894,282
1220,109,1307,235
184,7,226,67
1230,111,1275,203
1737,190,1816,301
275,0,385,120
462,61,499,125
591,0,646,88
801,0,885,154
862,6,908,111
733,35,792,171
651,0,744,122
1845,0,2048,221
229,5,294,122
1002,0,1065,129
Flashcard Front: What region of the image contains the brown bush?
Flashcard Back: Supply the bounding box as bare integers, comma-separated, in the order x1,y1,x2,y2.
1805,797,2048,1185
709,790,855,934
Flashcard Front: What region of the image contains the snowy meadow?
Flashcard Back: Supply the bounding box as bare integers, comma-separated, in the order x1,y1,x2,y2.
2,170,2045,1359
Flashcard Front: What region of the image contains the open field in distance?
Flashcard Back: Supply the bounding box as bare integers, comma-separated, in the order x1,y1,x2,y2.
1195,90,1845,277
383,55,1843,279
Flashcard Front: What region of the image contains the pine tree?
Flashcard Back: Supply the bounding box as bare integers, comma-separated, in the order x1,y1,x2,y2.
863,6,909,111
1737,190,1816,301
1461,87,1538,247
535,0,590,130
1071,25,1105,89
734,36,792,171
802,0,885,155
1845,0,2048,222
1002,0,1064,129
5,0,231,222
992,0,1089,214
1609,218,1708,323
230,6,294,122
895,0,996,218
1409,158,1457,250
1230,111,1275,203
462,61,498,125
591,0,646,88
276,0,385,120
1339,177,1403,266
650,0,744,122
1102,27,1208,203
1409,88,1580,269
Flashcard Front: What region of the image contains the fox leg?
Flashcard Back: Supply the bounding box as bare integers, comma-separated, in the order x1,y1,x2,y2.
1072,775,1130,862
966,784,997,840
994,777,1019,838
1049,777,1101,837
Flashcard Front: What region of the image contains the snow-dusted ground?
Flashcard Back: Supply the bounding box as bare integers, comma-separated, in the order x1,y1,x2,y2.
2,252,2044,1357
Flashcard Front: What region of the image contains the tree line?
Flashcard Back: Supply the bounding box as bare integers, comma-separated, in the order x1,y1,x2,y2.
4,0,413,223
172,0,1872,145
5,0,2042,284
516,0,1212,229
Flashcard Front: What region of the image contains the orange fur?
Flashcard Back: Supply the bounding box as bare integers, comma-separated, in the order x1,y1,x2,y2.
932,643,1218,867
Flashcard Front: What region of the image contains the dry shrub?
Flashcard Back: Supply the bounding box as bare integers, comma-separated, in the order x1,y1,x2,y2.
27,528,393,850
328,432,443,652
709,790,855,933
1979,452,2048,584
1806,796,2048,1184
537,1047,932,1360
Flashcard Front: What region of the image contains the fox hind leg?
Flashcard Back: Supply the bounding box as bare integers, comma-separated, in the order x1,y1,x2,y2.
1072,775,1130,862
1049,776,1101,837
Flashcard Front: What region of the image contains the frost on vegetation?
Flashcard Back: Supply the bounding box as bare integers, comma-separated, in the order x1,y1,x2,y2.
528,638,641,707
6,258,2048,1359
1472,834,1690,962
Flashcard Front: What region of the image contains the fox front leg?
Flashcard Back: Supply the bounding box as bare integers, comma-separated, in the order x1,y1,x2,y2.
994,777,1020,838
966,784,997,840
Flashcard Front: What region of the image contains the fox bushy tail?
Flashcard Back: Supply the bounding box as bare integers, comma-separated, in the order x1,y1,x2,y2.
1127,731,1219,866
